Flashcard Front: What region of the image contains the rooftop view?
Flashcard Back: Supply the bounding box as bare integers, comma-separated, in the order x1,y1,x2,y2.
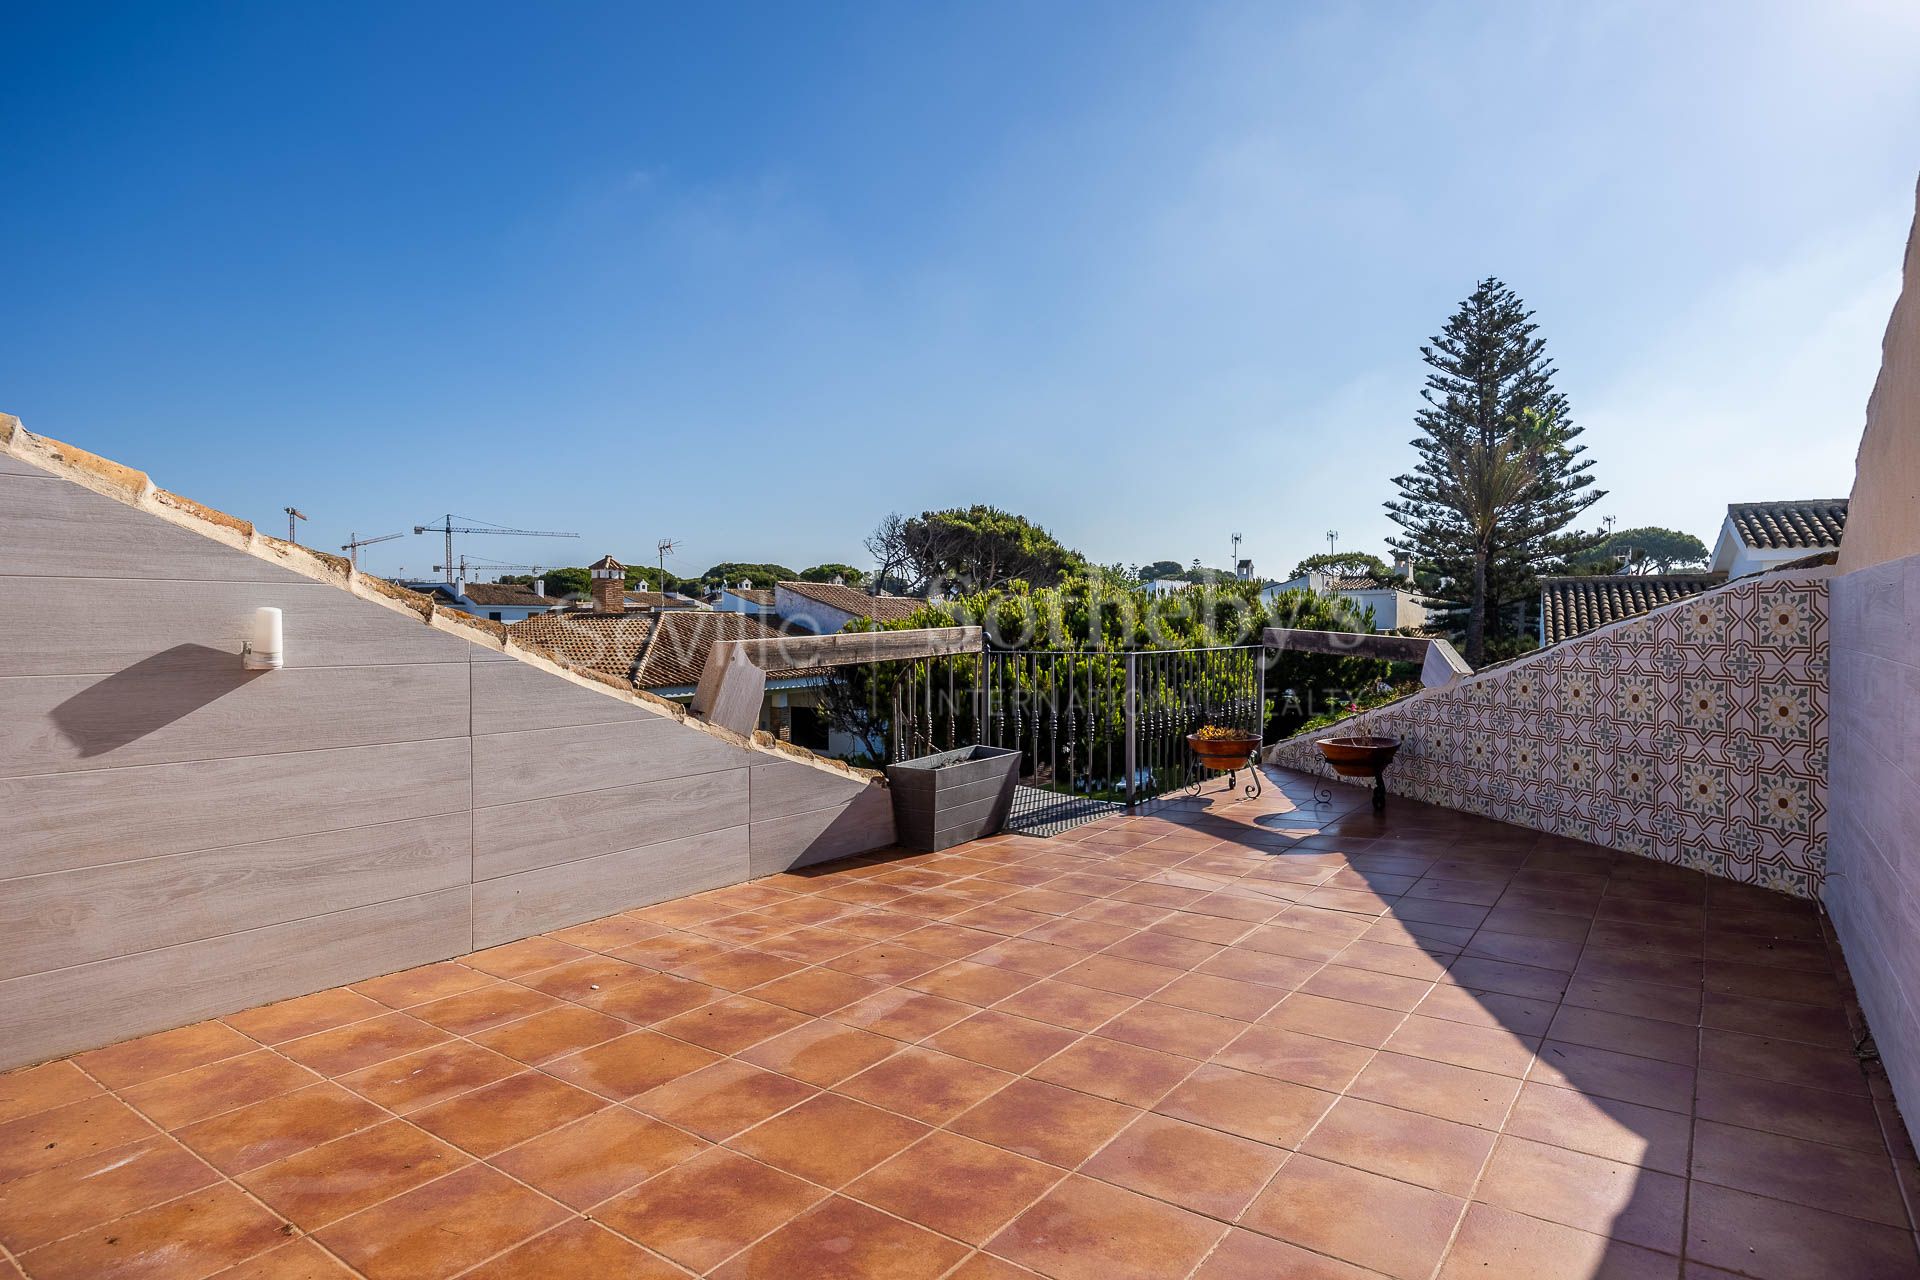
3,3,1919,1278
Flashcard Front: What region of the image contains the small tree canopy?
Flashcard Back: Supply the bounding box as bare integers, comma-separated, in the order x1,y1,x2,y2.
623,566,693,593
1575,526,1709,574
900,505,1084,591
698,562,796,590
503,566,590,598
800,563,865,584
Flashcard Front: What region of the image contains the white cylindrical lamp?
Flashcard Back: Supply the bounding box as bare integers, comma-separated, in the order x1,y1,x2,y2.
244,606,284,670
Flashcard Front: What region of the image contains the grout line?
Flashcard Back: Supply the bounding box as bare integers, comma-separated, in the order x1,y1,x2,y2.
0,730,478,785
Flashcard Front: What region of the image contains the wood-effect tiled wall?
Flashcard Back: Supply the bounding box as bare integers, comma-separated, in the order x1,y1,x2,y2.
0,461,891,1069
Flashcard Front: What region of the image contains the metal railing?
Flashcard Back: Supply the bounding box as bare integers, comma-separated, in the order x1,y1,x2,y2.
880,644,1267,833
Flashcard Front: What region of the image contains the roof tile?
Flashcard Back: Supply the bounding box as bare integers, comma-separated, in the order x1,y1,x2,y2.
777,581,925,623
1727,500,1848,551
507,610,821,690
1539,574,1726,646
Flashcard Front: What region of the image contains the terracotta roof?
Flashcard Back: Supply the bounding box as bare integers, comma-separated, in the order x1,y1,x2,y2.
624,590,672,609
586,554,624,571
777,580,926,623
506,611,659,682
1540,573,1726,646
634,612,822,689
725,587,776,606
1727,500,1848,550
1328,575,1396,592
460,583,553,607
505,609,823,690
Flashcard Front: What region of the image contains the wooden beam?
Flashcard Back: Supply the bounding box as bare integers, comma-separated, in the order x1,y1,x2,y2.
691,626,982,735
1261,628,1470,687
718,626,982,673
690,646,767,736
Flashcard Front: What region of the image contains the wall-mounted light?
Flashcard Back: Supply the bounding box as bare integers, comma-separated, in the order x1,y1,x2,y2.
242,606,284,670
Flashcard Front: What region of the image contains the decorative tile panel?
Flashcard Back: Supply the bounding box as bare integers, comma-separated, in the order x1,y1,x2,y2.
1268,573,1831,898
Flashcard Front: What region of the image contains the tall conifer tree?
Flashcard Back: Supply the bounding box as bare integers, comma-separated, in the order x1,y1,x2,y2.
1386,279,1604,665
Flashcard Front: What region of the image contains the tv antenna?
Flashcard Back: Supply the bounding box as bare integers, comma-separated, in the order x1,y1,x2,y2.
284,507,308,544
411,514,579,587
341,530,403,569
1326,528,1339,557
656,538,679,592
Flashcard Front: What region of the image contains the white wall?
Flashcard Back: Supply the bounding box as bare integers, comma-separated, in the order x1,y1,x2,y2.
1825,180,1920,1140
712,589,772,616
774,584,859,634
1710,520,1828,580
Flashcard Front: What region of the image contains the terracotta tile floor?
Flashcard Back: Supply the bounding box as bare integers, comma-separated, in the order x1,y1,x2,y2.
4,767,1918,1280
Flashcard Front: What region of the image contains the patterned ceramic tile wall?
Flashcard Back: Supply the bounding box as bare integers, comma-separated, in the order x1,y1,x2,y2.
1268,573,1831,898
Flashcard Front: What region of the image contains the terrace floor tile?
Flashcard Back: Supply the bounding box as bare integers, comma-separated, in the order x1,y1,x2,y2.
986,1174,1227,1280
712,1195,970,1280
594,1146,828,1273
3,765,1910,1280
487,1106,706,1209
313,1164,568,1280
1077,1111,1286,1218
408,1071,605,1157
19,1182,285,1280
465,1219,684,1280
846,1131,1064,1244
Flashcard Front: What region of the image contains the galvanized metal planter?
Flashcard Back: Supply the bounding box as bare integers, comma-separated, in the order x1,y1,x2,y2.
886,745,1021,852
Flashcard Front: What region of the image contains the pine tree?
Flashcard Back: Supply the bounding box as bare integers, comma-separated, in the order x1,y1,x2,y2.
1386,279,1604,666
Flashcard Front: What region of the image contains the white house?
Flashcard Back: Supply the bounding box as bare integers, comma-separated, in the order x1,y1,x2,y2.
710,581,778,618
1262,569,1429,632
1710,499,1848,579
402,579,560,624
774,580,926,635
1142,578,1193,598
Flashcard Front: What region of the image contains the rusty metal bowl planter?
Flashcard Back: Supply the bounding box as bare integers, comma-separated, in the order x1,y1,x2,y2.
1314,734,1401,813
1185,730,1263,800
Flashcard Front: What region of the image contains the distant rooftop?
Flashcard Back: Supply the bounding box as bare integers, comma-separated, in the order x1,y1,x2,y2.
777,580,926,623
1727,499,1849,550
507,610,659,683
508,609,820,690
458,582,553,607
1539,572,1726,646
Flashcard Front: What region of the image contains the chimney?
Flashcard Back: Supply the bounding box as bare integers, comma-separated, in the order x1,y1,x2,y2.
831,574,845,586
588,555,626,614
1393,555,1413,581
532,577,545,598
739,578,751,590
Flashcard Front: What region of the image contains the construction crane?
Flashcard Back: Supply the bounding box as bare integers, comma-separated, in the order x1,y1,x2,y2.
341,530,404,569
411,514,579,587
284,507,308,544
431,556,551,583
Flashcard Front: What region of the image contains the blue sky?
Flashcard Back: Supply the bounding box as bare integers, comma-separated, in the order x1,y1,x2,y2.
4,1,1917,582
